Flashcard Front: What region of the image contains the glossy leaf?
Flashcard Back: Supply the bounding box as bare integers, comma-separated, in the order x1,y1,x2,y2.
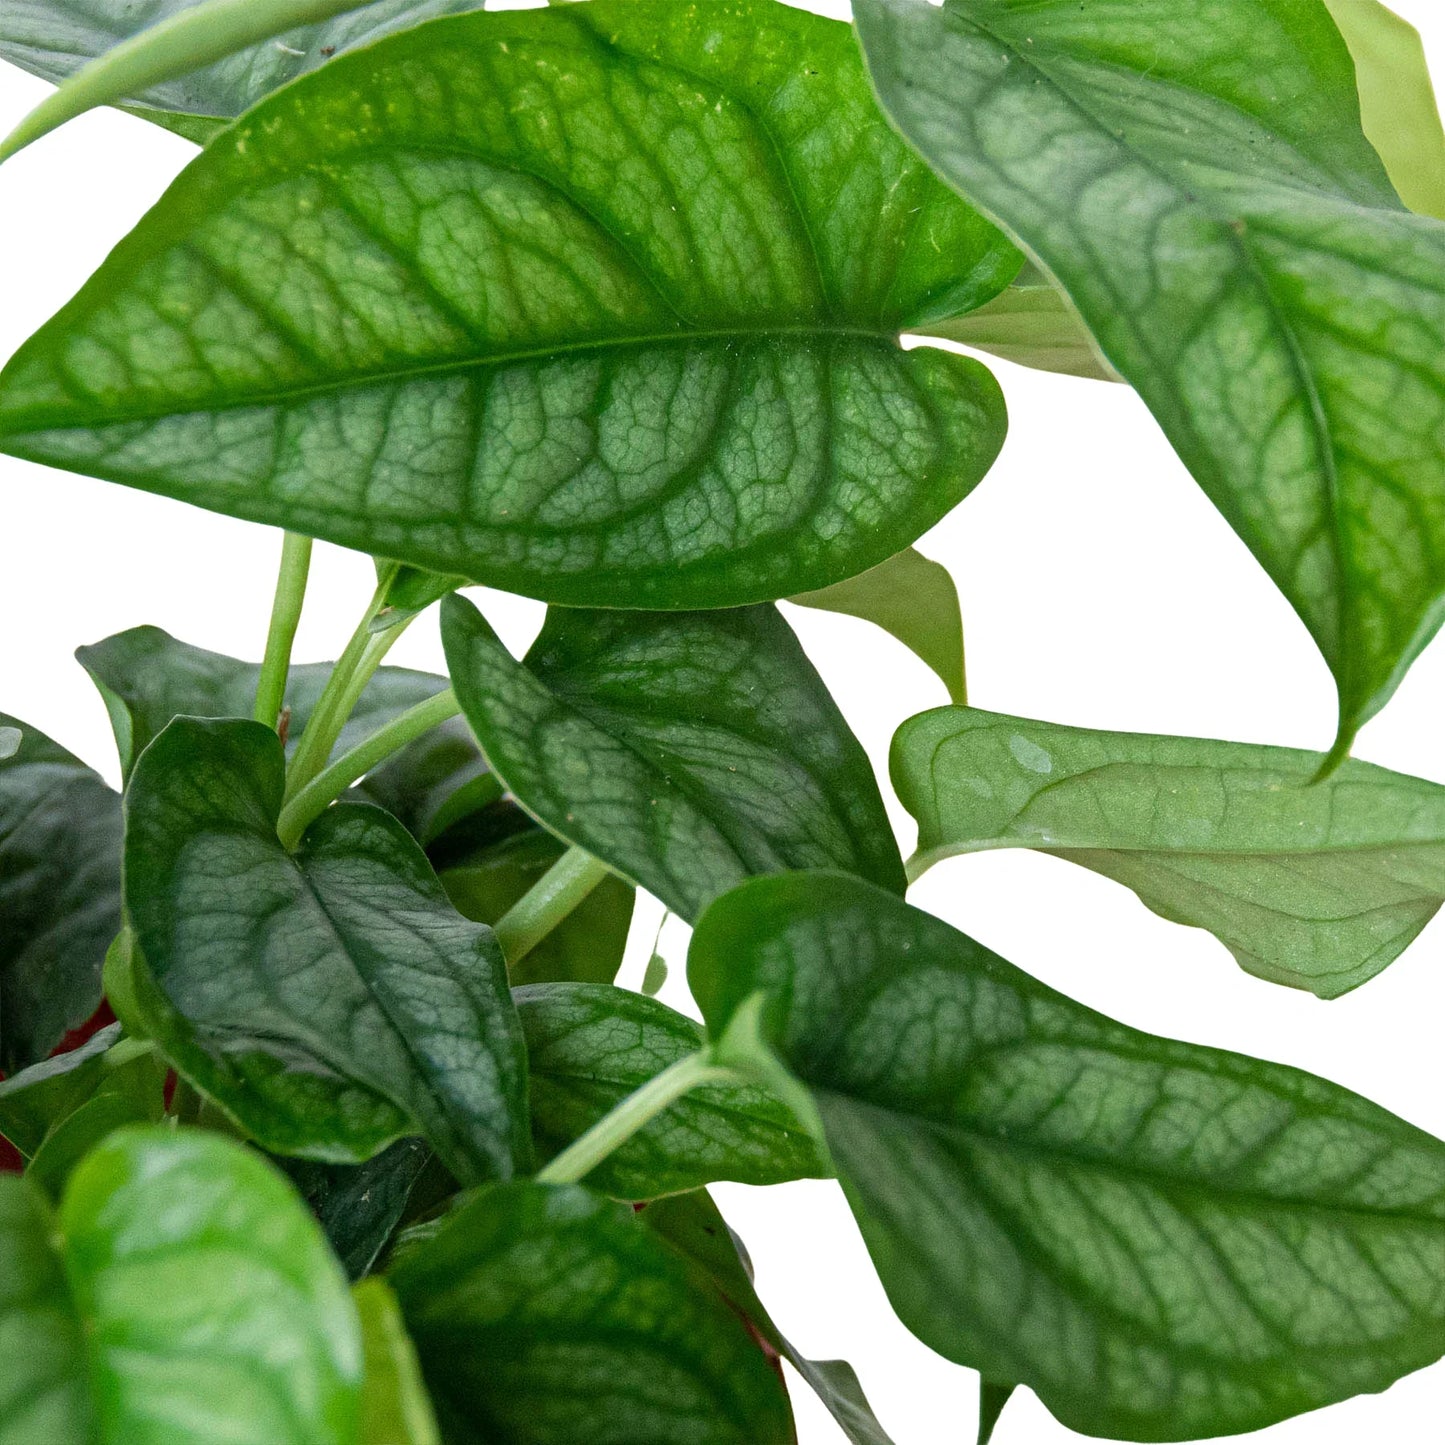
0,712,119,1072
123,716,531,1181
355,1277,441,1445
690,871,1445,1440
444,595,905,921
441,827,635,988
645,1190,898,1445
390,1179,795,1445
0,0,1013,610
0,727,18,761
894,705,1445,997
856,0,1445,756
790,547,969,704
516,983,826,1200
1324,0,1445,220
0,1127,363,1444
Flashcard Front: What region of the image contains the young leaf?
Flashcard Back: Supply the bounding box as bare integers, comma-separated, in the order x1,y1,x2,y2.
1323,0,1445,220
645,1190,900,1445
389,1180,796,1444
355,1277,441,1445
516,983,827,1201
0,1127,363,1444
443,595,905,922
856,0,1445,757
0,712,120,1072
790,547,969,704
893,705,1445,998
689,871,1445,1441
0,0,1014,610
123,716,531,1181
441,827,636,988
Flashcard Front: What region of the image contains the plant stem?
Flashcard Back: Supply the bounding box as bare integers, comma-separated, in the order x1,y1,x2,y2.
536,1050,736,1186
276,687,461,849
494,845,613,965
253,532,313,728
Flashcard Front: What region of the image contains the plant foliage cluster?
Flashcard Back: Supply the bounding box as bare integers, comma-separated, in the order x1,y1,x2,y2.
0,0,1443,1441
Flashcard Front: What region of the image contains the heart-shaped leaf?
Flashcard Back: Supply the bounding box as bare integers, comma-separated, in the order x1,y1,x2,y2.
790,546,969,704
894,705,1445,997
123,715,531,1181
389,1179,795,1445
689,871,1445,1441
0,0,1014,609
443,595,904,921
517,983,826,1201
0,713,120,1072
856,0,1445,756
0,1127,362,1444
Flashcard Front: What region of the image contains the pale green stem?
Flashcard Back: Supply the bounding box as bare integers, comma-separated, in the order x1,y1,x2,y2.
493,845,613,965
276,687,460,849
536,1051,735,1186
253,532,312,728
0,0,381,162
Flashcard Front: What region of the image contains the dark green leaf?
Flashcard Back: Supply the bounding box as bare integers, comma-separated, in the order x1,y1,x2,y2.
516,983,825,1200
645,1190,899,1445
689,871,1445,1441
355,1277,441,1445
893,705,1445,997
791,546,968,704
441,827,635,988
0,1022,124,1158
1323,0,1445,220
123,716,531,1181
856,0,1445,755
390,1179,795,1444
0,1126,362,1443
0,727,18,761
0,0,1013,609
283,1136,434,1281
370,563,466,634
443,595,904,921
976,1381,1015,1445
0,712,119,1072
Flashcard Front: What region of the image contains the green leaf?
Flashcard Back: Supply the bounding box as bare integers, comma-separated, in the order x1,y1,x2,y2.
645,1190,900,1445
976,1381,1015,1445
441,826,635,988
856,0,1445,757
283,1137,434,1281
355,1277,441,1445
913,264,1120,383
790,546,968,704
370,562,466,635
0,1126,363,1444
0,1023,126,1159
443,595,905,922
893,705,1445,998
0,712,119,1072
0,0,1013,610
389,1179,796,1444
0,727,18,761
123,715,531,1181
689,871,1445,1441
517,983,826,1201
0,1,488,134
1324,0,1445,220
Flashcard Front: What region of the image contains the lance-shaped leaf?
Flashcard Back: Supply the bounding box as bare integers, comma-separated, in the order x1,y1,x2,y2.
123,715,531,1181
443,595,904,921
390,1180,795,1444
0,0,1013,610
689,871,1445,1441
790,547,969,704
0,713,120,1073
893,705,1445,998
0,1127,362,1444
516,983,826,1200
856,0,1445,756
355,1277,441,1445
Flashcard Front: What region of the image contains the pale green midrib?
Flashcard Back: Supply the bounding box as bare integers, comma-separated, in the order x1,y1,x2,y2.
938,10,1354,674
0,323,900,438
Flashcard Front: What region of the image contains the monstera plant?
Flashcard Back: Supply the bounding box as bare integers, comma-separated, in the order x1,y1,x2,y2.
0,0,1442,1441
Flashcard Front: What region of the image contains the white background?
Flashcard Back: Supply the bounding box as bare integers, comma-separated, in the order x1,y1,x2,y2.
2,3,1443,1441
